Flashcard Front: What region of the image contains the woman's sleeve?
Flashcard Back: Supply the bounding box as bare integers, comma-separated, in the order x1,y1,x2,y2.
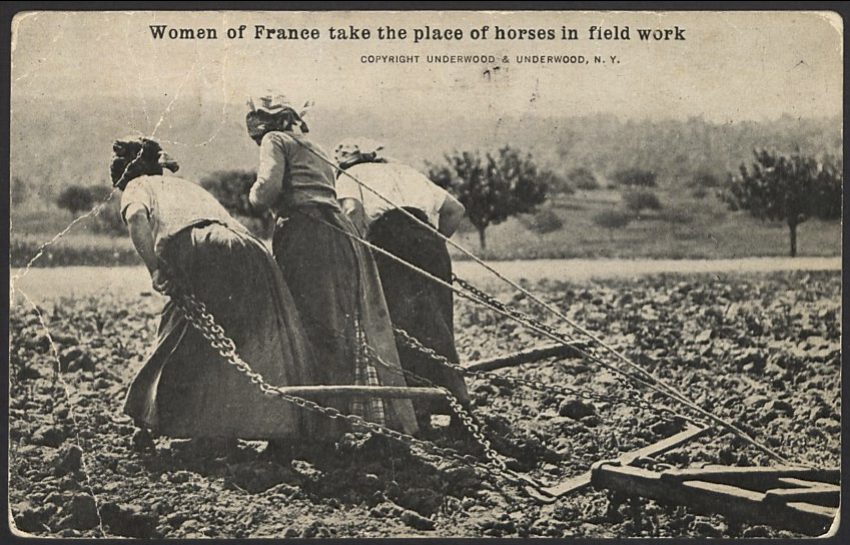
250,133,287,211
336,172,362,203
120,181,152,224
422,175,449,221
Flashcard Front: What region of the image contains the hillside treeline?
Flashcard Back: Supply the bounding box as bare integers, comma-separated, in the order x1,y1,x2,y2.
10,95,840,204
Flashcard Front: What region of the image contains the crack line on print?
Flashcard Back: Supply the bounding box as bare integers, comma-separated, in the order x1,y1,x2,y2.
10,12,39,56
150,56,199,139
10,190,119,288
13,287,110,538
186,12,232,148
152,13,230,149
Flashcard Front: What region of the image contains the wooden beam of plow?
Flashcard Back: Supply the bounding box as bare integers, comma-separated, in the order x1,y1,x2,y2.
463,342,586,372
592,464,837,536
273,386,448,400
526,421,708,502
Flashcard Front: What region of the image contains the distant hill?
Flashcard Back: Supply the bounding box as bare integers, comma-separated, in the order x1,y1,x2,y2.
10,94,841,204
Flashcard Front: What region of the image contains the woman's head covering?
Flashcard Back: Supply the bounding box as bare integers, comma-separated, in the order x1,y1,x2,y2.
246,91,313,144
110,137,179,190
334,138,385,170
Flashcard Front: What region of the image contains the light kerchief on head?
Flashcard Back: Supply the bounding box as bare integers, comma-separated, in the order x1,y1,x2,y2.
333,137,385,166
246,91,313,142
247,92,296,116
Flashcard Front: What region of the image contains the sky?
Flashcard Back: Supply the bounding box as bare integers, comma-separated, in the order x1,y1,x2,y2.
10,9,843,130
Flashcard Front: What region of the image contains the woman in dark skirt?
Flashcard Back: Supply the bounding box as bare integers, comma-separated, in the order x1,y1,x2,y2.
334,139,470,426
112,137,325,446
246,94,418,436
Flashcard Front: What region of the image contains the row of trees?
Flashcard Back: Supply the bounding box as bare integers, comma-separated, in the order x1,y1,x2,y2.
551,113,840,187
427,147,840,256
47,146,841,258
563,166,727,196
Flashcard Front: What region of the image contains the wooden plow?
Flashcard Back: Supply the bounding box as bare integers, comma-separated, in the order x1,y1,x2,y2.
463,342,588,372
272,343,587,401
461,344,840,537
265,342,586,401
263,385,450,401
591,463,839,536
258,341,838,537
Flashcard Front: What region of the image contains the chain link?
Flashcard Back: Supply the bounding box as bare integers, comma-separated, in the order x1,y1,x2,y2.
393,326,682,421
296,312,515,475
454,275,581,344
297,311,508,468
356,338,508,471
170,291,548,497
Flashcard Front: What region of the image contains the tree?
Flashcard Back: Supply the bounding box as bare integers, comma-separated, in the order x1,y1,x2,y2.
199,170,273,238
593,209,633,241
612,168,657,188
428,146,549,249
540,169,573,196
721,149,843,257
622,189,662,215
56,185,95,216
568,167,599,190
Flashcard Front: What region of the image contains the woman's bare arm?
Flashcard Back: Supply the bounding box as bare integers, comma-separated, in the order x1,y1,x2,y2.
126,205,171,293
437,194,465,237
250,133,286,213
126,206,157,274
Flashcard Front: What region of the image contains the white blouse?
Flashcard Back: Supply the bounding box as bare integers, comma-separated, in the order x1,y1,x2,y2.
121,175,247,254
336,162,448,227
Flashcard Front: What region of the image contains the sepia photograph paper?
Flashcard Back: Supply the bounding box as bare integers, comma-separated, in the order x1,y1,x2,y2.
7,7,844,540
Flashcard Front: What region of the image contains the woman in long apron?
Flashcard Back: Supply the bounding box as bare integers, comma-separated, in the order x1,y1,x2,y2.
246,93,418,437
112,137,325,452
334,139,470,428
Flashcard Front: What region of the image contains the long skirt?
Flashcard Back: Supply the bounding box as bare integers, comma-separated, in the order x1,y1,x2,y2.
123,222,327,440
272,206,419,436
368,208,471,409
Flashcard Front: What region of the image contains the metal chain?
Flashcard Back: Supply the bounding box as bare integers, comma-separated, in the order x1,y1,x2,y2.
170,291,549,496
355,338,507,471
392,327,684,421
454,275,584,346
450,277,740,423
296,312,512,473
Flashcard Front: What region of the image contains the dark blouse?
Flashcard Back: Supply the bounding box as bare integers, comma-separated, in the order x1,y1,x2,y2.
249,131,340,214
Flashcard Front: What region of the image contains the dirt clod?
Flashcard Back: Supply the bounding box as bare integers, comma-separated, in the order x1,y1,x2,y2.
57,494,99,531
400,509,436,531
53,445,83,476
8,271,840,538
559,399,596,420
